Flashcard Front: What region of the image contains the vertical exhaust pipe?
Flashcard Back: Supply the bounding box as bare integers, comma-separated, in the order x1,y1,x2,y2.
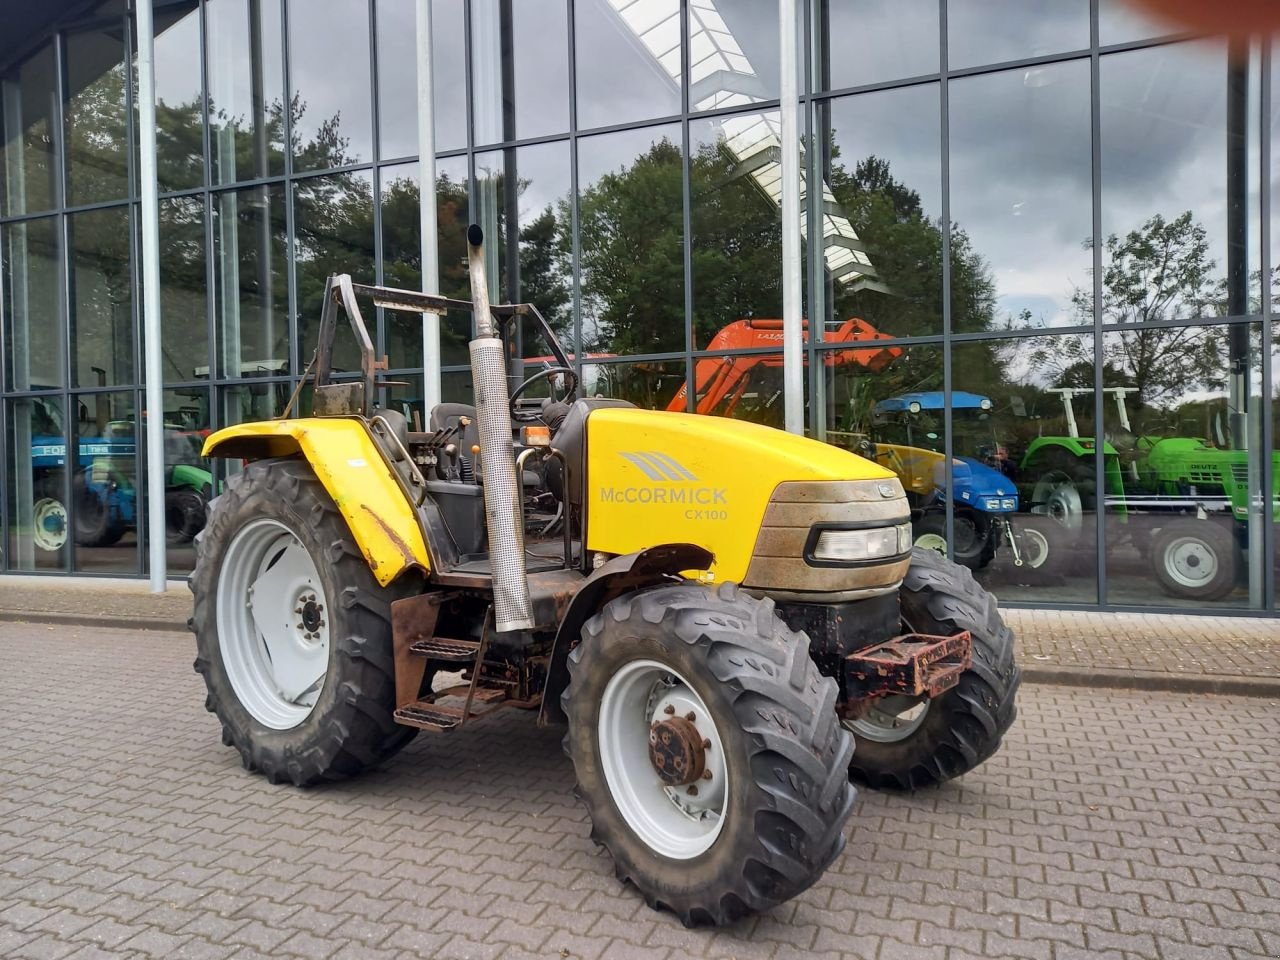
466,224,534,632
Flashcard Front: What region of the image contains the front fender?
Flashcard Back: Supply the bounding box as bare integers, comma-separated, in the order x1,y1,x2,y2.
203,418,430,585
537,543,714,727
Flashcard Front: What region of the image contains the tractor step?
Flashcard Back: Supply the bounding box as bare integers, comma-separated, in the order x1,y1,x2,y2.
394,700,466,731
409,636,480,661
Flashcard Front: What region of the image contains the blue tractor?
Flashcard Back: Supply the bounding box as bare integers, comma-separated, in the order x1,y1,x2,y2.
868,391,1023,570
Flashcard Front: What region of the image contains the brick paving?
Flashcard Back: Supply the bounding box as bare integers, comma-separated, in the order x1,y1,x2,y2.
2,577,1279,684
2,621,1278,959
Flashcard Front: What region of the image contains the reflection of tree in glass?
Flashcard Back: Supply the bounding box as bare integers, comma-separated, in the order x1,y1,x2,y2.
1060,212,1228,409
574,139,685,355
828,156,995,338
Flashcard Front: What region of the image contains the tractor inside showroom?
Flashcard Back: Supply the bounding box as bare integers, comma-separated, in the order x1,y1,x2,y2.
189,226,1019,925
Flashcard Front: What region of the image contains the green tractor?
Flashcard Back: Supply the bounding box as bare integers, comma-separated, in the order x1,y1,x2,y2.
1018,387,1277,601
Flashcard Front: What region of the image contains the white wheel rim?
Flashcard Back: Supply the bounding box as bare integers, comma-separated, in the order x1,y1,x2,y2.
597,659,728,860
1032,472,1083,531
1163,535,1218,588
1023,528,1050,569
914,532,948,556
32,498,68,552
844,694,930,744
216,518,330,730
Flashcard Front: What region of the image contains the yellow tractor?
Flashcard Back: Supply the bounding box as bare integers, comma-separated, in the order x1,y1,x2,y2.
190,226,1018,925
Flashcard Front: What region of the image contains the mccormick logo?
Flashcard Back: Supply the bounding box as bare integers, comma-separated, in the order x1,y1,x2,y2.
618,451,698,482
600,452,728,519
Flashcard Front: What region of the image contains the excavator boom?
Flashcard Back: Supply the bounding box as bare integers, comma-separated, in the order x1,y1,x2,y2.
670,318,901,416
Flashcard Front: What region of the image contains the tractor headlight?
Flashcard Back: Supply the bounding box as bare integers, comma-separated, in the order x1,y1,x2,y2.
1001,497,1017,510
982,497,1002,511
810,522,912,564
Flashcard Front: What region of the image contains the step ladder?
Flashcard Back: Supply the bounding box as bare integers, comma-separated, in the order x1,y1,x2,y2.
394,609,509,733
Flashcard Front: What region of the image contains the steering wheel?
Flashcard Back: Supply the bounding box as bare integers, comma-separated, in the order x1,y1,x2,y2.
510,366,579,422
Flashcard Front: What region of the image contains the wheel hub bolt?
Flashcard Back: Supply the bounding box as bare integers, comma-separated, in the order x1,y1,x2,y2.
687,785,698,797
648,716,707,786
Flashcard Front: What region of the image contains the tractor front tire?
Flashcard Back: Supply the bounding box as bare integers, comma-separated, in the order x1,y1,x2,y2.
190,459,418,786
846,547,1019,790
563,581,855,926
1150,517,1239,602
914,509,997,570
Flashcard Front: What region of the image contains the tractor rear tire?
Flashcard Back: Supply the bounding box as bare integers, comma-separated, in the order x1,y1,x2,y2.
563,581,855,926
845,547,1019,790
72,472,127,548
190,459,418,786
166,488,208,544
1150,517,1239,602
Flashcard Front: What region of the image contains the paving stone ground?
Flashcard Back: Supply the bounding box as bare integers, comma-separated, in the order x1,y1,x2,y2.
1,621,1278,960
2,577,1278,683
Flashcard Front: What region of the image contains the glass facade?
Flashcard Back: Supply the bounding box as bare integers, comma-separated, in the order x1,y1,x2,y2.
0,0,1275,614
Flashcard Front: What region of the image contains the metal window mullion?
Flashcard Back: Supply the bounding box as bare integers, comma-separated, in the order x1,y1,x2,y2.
137,0,167,588
779,0,802,435
567,0,582,377
280,0,298,380
368,0,385,383
680,0,693,412
463,0,477,340
805,0,825,438
939,0,954,556
1262,38,1275,611
56,25,73,573
1091,0,1106,606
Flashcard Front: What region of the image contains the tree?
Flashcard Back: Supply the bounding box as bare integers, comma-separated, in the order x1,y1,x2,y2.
573,138,686,354
1070,212,1227,410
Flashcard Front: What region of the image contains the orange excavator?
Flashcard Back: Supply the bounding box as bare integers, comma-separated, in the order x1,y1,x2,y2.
667,318,902,416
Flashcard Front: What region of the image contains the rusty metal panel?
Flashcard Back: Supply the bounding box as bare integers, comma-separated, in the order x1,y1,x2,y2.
844,631,973,702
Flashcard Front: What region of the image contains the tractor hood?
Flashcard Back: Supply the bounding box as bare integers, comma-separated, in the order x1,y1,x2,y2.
951,457,1018,513
583,408,906,589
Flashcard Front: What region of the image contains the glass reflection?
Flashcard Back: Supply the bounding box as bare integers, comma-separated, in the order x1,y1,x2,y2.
689,0,779,111
159,197,209,384
472,0,569,144
158,386,213,574
207,0,285,184
382,157,475,368
71,390,138,573
64,25,129,205
1102,323,1267,608
813,84,943,339
690,110,781,349
154,2,205,192
0,44,59,217
6,396,69,570
1098,0,1180,46
69,206,133,388
294,170,376,371
377,0,467,158
575,0,682,130
814,0,938,91
581,358,686,410
1100,41,1259,323
577,124,684,354
2,217,64,390
949,61,1091,331
289,0,372,171
953,335,1099,604
475,142,573,354
947,0,1088,70
212,182,289,379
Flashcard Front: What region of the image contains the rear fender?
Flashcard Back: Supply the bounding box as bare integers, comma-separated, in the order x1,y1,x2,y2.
202,418,430,585
537,543,714,726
